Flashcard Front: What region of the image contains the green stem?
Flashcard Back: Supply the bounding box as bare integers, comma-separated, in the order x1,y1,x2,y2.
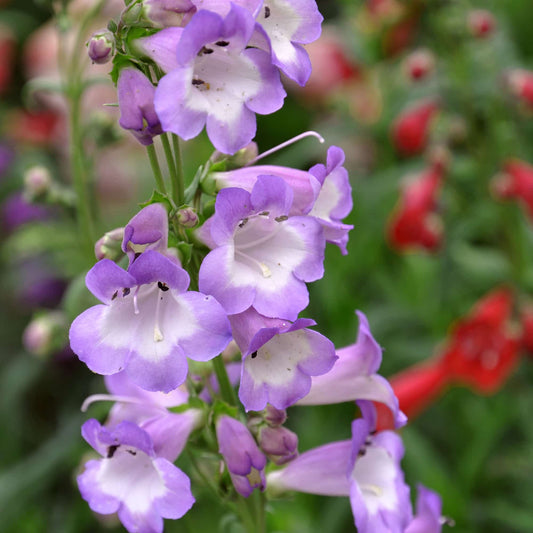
172,134,186,204
212,355,238,406
69,81,96,263
146,144,167,194
234,498,257,533
161,134,180,205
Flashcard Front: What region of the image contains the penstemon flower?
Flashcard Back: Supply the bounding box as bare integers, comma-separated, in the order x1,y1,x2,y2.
153,4,286,154
69,250,231,392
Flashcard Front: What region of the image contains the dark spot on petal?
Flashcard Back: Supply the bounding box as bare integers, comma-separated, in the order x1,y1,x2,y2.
122,287,130,297
192,78,205,86
199,46,213,55
126,449,137,456
158,281,169,292
111,290,118,301
370,429,377,436
275,215,288,222
357,448,366,458
107,444,119,458
215,40,229,47
264,6,271,18
238,217,249,228
134,252,142,261
251,351,258,359
259,211,269,216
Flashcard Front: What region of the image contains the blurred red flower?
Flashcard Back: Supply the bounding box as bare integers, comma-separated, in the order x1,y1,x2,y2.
391,100,439,155
491,159,533,220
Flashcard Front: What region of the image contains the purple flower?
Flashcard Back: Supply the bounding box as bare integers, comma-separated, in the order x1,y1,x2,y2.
406,485,445,533
118,68,163,146
229,307,337,410
198,175,325,320
122,203,169,264
307,146,353,254
101,372,200,462
2,193,51,232
252,0,323,86
78,419,195,533
209,163,321,216
69,250,231,392
216,415,266,497
267,402,412,532
298,311,405,429
153,4,286,154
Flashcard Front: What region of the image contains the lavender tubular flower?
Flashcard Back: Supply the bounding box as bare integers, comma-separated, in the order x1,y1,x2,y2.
198,175,325,320
229,307,337,410
154,4,286,154
298,311,405,429
118,68,163,146
69,250,231,392
406,485,445,533
216,415,266,497
267,403,414,532
78,420,195,533
143,0,196,28
257,424,298,465
252,0,323,86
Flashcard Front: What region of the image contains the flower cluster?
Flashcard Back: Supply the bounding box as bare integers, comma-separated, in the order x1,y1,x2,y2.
65,2,447,532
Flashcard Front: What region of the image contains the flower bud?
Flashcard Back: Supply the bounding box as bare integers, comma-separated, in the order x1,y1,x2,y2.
94,227,125,261
258,425,298,465
23,311,66,358
216,415,266,497
264,405,287,427
142,0,196,28
23,165,52,199
403,48,435,82
467,9,496,39
87,30,115,65
506,69,533,110
176,206,199,228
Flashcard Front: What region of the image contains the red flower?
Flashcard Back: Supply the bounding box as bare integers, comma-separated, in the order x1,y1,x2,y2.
491,159,533,220
376,288,520,429
506,69,533,110
467,9,496,39
375,361,447,430
387,159,445,251
391,100,439,155
441,288,520,394
519,306,533,357
7,110,63,146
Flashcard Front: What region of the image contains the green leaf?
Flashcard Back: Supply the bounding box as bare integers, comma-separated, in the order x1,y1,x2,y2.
139,190,172,213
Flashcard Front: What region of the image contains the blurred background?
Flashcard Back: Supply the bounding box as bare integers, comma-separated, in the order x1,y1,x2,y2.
1,0,533,531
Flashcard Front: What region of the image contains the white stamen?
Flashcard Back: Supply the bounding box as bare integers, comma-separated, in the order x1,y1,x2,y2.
245,131,325,166
153,289,165,342
81,394,150,412
360,483,383,497
235,250,272,277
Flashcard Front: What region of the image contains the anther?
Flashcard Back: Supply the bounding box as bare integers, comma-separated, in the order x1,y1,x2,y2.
238,218,249,228
199,46,213,55
264,6,271,18
111,290,118,301
157,281,169,292
251,351,258,359
275,215,288,222
107,444,119,458
122,287,130,297
192,79,205,86
215,41,229,47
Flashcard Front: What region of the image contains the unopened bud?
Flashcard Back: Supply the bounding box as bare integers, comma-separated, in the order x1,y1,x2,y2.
467,9,496,39
23,165,52,199
23,311,66,358
210,142,259,169
142,0,196,28
264,405,287,427
176,206,199,228
94,227,125,261
258,425,298,465
403,48,435,82
87,30,115,65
